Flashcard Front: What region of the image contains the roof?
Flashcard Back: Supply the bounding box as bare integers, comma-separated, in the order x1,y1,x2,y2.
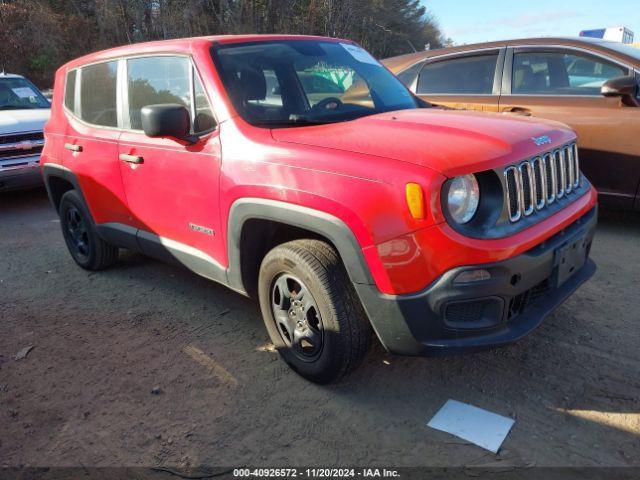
62,34,351,70
0,72,25,79
382,36,640,72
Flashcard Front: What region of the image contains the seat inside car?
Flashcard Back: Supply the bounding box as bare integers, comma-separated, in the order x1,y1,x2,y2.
228,66,284,121
516,64,547,93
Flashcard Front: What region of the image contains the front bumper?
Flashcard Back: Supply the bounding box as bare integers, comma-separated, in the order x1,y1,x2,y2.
0,156,43,192
356,206,598,356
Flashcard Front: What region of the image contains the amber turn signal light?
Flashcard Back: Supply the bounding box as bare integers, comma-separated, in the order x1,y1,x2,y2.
406,183,425,220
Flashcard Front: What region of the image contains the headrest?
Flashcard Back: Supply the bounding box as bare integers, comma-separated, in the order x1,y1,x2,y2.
515,64,534,92
239,67,267,101
520,64,533,75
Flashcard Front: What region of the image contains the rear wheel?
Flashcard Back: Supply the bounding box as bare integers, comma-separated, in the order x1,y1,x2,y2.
59,190,118,270
258,239,371,383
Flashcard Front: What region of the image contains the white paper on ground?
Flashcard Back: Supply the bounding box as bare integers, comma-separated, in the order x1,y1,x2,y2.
427,399,515,453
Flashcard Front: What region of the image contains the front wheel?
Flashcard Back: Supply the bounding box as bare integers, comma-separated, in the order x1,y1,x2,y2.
258,239,371,383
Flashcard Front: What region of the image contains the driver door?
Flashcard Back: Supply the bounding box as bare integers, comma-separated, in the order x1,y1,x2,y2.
117,55,225,268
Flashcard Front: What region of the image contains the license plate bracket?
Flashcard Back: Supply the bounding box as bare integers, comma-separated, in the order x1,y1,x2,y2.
556,237,588,287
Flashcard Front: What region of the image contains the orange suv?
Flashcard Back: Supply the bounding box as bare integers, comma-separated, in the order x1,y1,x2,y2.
384,37,640,211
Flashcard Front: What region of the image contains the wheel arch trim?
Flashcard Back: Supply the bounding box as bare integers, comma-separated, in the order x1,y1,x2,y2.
41,163,87,212
226,198,375,293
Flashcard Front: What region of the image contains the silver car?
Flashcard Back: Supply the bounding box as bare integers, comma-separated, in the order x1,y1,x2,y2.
0,73,50,192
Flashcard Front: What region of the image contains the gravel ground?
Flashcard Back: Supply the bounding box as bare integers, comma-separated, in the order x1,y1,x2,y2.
1,188,639,469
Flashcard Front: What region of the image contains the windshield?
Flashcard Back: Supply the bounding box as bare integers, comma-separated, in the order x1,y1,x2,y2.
211,40,419,127
0,77,50,110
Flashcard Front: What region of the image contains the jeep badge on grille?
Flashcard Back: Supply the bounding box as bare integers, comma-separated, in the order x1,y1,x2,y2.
532,135,552,146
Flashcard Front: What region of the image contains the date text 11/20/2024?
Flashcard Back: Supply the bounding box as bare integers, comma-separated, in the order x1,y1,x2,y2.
232,468,400,478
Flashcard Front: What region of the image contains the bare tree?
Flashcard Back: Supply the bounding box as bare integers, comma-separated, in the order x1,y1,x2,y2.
0,0,446,87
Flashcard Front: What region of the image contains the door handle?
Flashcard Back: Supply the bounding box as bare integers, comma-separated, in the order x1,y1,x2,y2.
503,107,532,116
64,143,83,152
119,153,144,164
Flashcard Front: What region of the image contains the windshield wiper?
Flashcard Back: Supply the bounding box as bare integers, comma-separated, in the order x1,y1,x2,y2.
251,117,341,128
0,105,41,110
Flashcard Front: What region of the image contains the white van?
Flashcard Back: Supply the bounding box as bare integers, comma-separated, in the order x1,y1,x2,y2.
580,27,635,44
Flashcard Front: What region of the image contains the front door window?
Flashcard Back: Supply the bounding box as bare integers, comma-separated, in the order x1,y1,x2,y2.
512,51,628,95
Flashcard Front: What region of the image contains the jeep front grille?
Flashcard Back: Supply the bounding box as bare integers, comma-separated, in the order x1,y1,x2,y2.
531,157,545,209
504,167,521,222
504,143,580,222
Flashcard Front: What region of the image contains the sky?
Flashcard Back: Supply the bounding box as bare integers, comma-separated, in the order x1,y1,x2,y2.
424,0,640,45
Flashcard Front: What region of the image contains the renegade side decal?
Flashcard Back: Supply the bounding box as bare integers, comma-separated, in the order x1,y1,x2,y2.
189,223,215,236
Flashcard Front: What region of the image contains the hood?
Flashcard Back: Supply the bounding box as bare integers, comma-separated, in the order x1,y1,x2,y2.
0,109,50,136
271,109,576,177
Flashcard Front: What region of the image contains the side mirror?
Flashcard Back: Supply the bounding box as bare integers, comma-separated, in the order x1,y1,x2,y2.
601,76,639,107
141,104,198,143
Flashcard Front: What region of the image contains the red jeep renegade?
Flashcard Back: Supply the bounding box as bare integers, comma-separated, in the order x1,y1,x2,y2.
42,35,597,383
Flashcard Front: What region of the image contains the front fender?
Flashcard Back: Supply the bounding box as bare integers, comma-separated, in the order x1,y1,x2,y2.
225,198,375,292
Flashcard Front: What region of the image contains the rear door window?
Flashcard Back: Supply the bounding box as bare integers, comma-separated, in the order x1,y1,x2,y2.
417,54,499,95
80,61,118,127
512,51,628,95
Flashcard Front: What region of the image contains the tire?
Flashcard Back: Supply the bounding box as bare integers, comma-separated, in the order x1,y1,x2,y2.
59,190,118,271
258,239,371,383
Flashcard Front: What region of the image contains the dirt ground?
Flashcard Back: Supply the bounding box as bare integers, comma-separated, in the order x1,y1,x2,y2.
1,188,639,469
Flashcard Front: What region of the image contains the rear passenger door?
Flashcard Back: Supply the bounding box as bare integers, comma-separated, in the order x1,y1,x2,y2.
499,47,640,209
117,55,225,266
61,62,131,227
413,49,505,112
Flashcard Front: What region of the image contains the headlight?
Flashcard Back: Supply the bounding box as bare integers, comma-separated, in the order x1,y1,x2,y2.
447,174,479,224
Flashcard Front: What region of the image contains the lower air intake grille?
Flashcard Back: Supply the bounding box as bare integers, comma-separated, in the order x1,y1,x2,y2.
443,297,504,330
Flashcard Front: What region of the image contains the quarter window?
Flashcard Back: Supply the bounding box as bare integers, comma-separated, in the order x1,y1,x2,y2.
80,61,118,127
396,61,425,89
193,73,216,133
64,70,76,112
417,54,499,95
512,51,628,95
